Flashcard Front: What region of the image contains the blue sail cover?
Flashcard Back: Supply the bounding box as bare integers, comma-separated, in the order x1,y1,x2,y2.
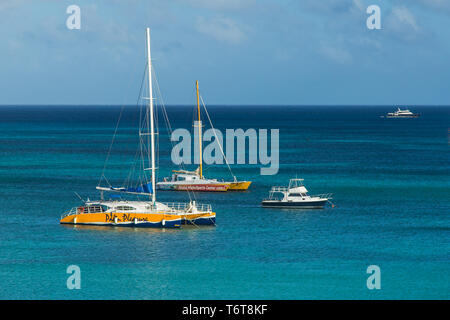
111,183,152,194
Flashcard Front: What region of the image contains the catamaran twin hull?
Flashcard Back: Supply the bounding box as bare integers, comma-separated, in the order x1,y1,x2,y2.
60,212,216,228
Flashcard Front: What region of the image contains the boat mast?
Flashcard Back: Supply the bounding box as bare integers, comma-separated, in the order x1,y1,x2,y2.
146,28,156,204
196,80,202,179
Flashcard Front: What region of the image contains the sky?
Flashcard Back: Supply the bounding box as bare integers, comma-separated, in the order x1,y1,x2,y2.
1,0,450,105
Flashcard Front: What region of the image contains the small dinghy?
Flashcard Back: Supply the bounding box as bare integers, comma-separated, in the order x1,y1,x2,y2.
262,178,332,209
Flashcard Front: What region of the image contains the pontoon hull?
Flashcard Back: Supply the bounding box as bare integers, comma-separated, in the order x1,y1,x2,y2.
182,212,216,225
60,212,182,228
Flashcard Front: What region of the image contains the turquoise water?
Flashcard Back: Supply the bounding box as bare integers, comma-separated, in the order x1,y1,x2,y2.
0,105,448,299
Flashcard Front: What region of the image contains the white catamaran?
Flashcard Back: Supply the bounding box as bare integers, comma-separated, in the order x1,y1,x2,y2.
60,28,216,228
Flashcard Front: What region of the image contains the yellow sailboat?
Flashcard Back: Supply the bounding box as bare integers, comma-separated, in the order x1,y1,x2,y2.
157,81,251,191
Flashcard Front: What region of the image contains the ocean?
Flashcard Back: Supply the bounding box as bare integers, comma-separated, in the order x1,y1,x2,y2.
0,105,448,299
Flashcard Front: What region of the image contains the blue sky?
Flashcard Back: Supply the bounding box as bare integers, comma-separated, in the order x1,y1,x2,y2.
1,0,450,105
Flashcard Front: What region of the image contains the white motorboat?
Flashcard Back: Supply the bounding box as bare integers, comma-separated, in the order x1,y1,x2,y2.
262,178,332,209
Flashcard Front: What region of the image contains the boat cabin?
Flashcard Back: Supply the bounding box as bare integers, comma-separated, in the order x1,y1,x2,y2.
170,173,201,182
265,178,331,202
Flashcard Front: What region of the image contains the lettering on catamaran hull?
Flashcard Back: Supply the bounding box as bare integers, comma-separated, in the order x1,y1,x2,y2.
105,213,149,223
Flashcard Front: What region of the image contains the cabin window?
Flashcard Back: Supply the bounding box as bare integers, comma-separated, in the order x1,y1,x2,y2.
177,176,186,181
115,206,135,211
288,193,302,197
86,206,104,213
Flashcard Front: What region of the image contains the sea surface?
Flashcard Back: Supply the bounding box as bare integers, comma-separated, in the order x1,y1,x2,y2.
0,105,448,299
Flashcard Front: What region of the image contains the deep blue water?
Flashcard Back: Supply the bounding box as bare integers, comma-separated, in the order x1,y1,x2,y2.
0,105,448,299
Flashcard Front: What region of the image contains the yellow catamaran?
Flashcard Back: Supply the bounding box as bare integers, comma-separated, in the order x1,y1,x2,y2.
157,81,251,192
60,28,216,228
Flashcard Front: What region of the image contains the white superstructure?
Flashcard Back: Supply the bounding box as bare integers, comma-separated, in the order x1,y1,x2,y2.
386,108,419,118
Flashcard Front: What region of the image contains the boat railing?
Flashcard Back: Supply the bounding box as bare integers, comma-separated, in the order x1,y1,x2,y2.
310,193,333,199
263,192,333,202
270,186,289,193
163,202,212,213
60,207,78,219
262,186,288,201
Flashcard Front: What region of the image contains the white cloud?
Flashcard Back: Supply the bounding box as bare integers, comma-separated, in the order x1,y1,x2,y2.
0,0,26,11
417,0,450,10
386,6,422,41
196,16,246,45
352,0,365,11
184,0,255,11
392,6,420,31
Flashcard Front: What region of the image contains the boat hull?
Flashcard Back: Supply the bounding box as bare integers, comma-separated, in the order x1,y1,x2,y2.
386,115,419,118
228,181,252,191
60,212,182,228
182,212,216,225
157,183,229,192
261,199,328,209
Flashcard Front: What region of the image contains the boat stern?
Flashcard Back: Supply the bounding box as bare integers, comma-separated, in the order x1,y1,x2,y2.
228,181,252,191
182,211,216,225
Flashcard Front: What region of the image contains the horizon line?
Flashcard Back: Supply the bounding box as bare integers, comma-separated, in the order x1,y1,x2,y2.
0,104,449,107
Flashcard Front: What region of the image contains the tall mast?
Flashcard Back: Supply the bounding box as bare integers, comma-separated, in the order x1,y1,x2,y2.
146,28,156,204
196,80,202,179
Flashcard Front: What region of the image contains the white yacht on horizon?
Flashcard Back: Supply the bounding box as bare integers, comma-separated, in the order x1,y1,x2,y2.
385,107,419,118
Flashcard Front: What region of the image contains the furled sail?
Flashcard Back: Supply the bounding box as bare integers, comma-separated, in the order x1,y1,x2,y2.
119,183,152,194
96,183,152,195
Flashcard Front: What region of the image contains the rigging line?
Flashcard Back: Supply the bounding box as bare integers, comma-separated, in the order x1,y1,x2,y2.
141,69,152,185
200,94,236,180
98,62,148,188
123,146,141,188
123,78,148,189
125,108,146,188
97,105,125,187
153,67,195,201
99,174,111,188
152,67,160,185
139,103,148,183
128,67,149,189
